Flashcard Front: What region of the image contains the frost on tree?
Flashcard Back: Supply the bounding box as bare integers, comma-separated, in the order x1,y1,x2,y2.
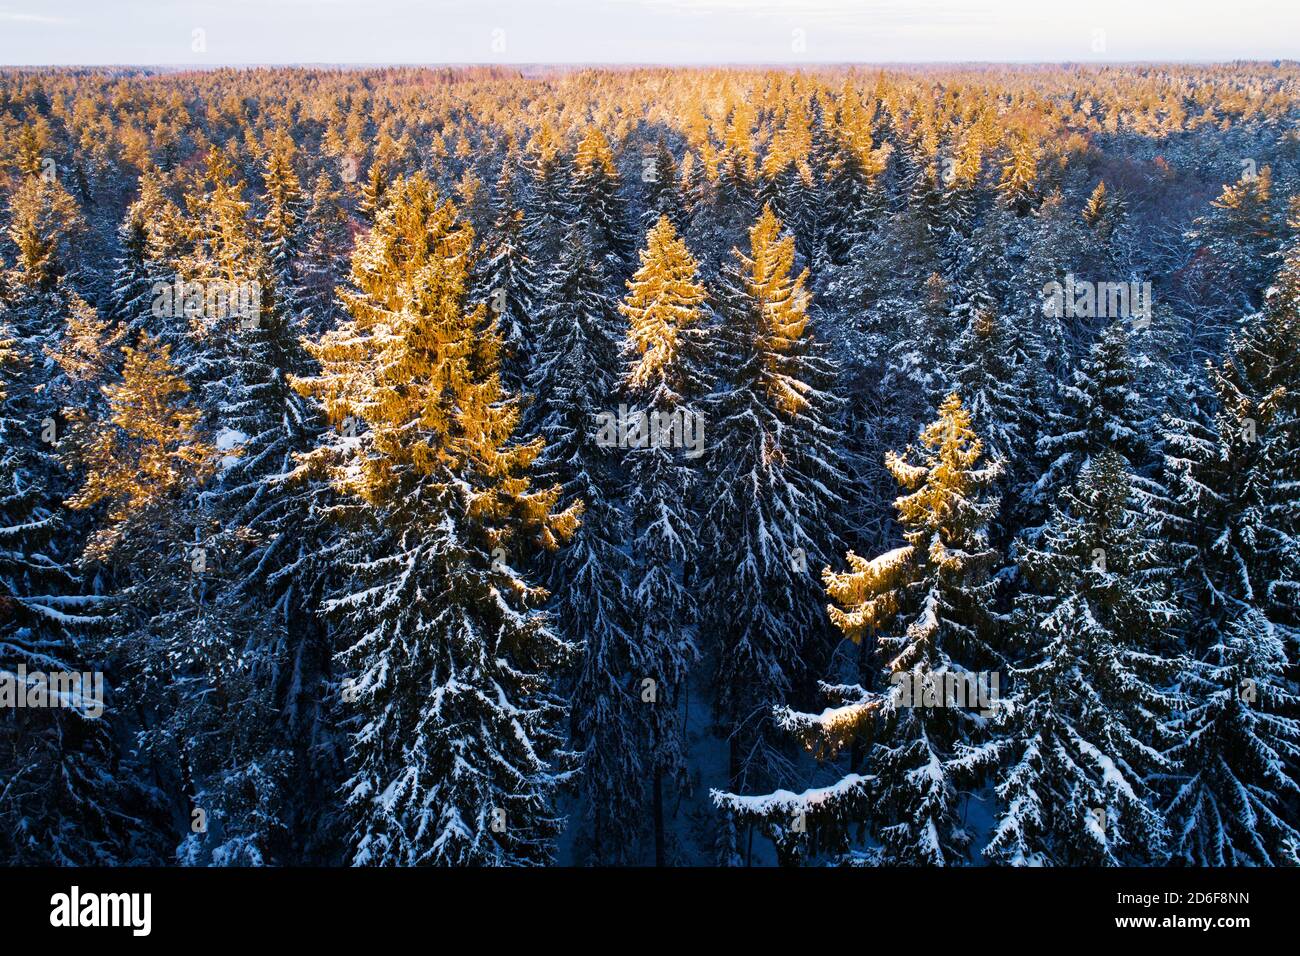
716,393,1001,866
292,173,581,866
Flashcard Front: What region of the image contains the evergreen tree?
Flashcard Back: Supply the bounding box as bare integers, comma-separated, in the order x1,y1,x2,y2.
525,224,636,864
5,175,83,296
702,205,846,805
203,246,340,863
1157,232,1300,864
110,172,187,342
715,393,1002,866
473,158,541,392
298,169,352,334
1187,164,1283,311
0,312,158,864
616,216,713,864
1033,321,1159,512
997,135,1038,217
63,334,244,862
1166,609,1300,865
976,452,1180,866
292,173,581,865
259,133,308,319
640,138,684,232
572,125,630,268
521,124,574,267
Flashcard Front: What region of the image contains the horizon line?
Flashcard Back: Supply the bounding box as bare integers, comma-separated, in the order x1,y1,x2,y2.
3,58,1297,69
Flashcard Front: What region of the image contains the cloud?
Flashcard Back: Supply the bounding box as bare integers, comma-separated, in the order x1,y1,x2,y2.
0,7,75,24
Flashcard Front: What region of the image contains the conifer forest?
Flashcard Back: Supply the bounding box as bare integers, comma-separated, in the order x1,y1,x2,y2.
2,49,1300,873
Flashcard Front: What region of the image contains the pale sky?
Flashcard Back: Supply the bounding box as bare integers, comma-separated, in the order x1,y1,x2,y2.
0,0,1297,65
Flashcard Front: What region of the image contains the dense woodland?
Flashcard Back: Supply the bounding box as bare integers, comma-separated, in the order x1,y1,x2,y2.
1,63,1299,867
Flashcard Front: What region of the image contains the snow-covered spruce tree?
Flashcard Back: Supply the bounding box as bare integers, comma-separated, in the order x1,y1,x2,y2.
1032,320,1160,515
809,85,890,273
572,125,630,268
714,393,1002,865
111,150,338,864
973,451,1181,866
356,156,390,225
0,305,158,864
640,138,684,232
1015,189,1084,362
106,171,187,334
1165,607,1300,865
2,175,86,406
200,226,342,863
935,138,982,283
1157,232,1300,865
616,215,713,864
521,123,575,267
950,296,1034,515
1159,249,1300,651
166,148,269,395
5,174,83,302
298,169,352,334
997,133,1038,217
816,155,889,279
837,393,1003,864
900,147,945,281
1204,229,1300,628
715,101,760,231
292,172,581,866
4,173,165,863
875,272,960,442
1186,164,1284,313
259,132,309,319
472,157,542,393
62,333,250,862
701,205,847,802
524,223,639,864
1080,180,1127,272
758,101,817,263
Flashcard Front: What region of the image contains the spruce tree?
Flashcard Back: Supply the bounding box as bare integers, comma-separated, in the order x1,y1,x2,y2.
702,205,846,803
1187,164,1283,311
473,158,541,393
640,138,684,232
521,124,574,267
292,172,581,866
714,393,1002,865
525,224,637,864
572,125,630,268
63,334,242,862
977,451,1180,866
1158,231,1300,864
0,312,158,864
298,169,352,333
1033,320,1159,512
617,216,713,864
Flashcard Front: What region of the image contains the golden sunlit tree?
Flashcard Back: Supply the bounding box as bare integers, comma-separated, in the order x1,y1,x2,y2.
573,215,713,865
66,334,219,559
717,394,1003,865
6,175,83,294
292,171,580,866
702,204,847,832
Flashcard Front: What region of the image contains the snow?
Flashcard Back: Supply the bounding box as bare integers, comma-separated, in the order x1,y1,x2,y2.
215,426,249,472
712,774,874,816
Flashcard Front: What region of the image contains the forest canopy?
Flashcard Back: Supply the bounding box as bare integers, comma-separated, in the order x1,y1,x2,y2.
1,62,1299,867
